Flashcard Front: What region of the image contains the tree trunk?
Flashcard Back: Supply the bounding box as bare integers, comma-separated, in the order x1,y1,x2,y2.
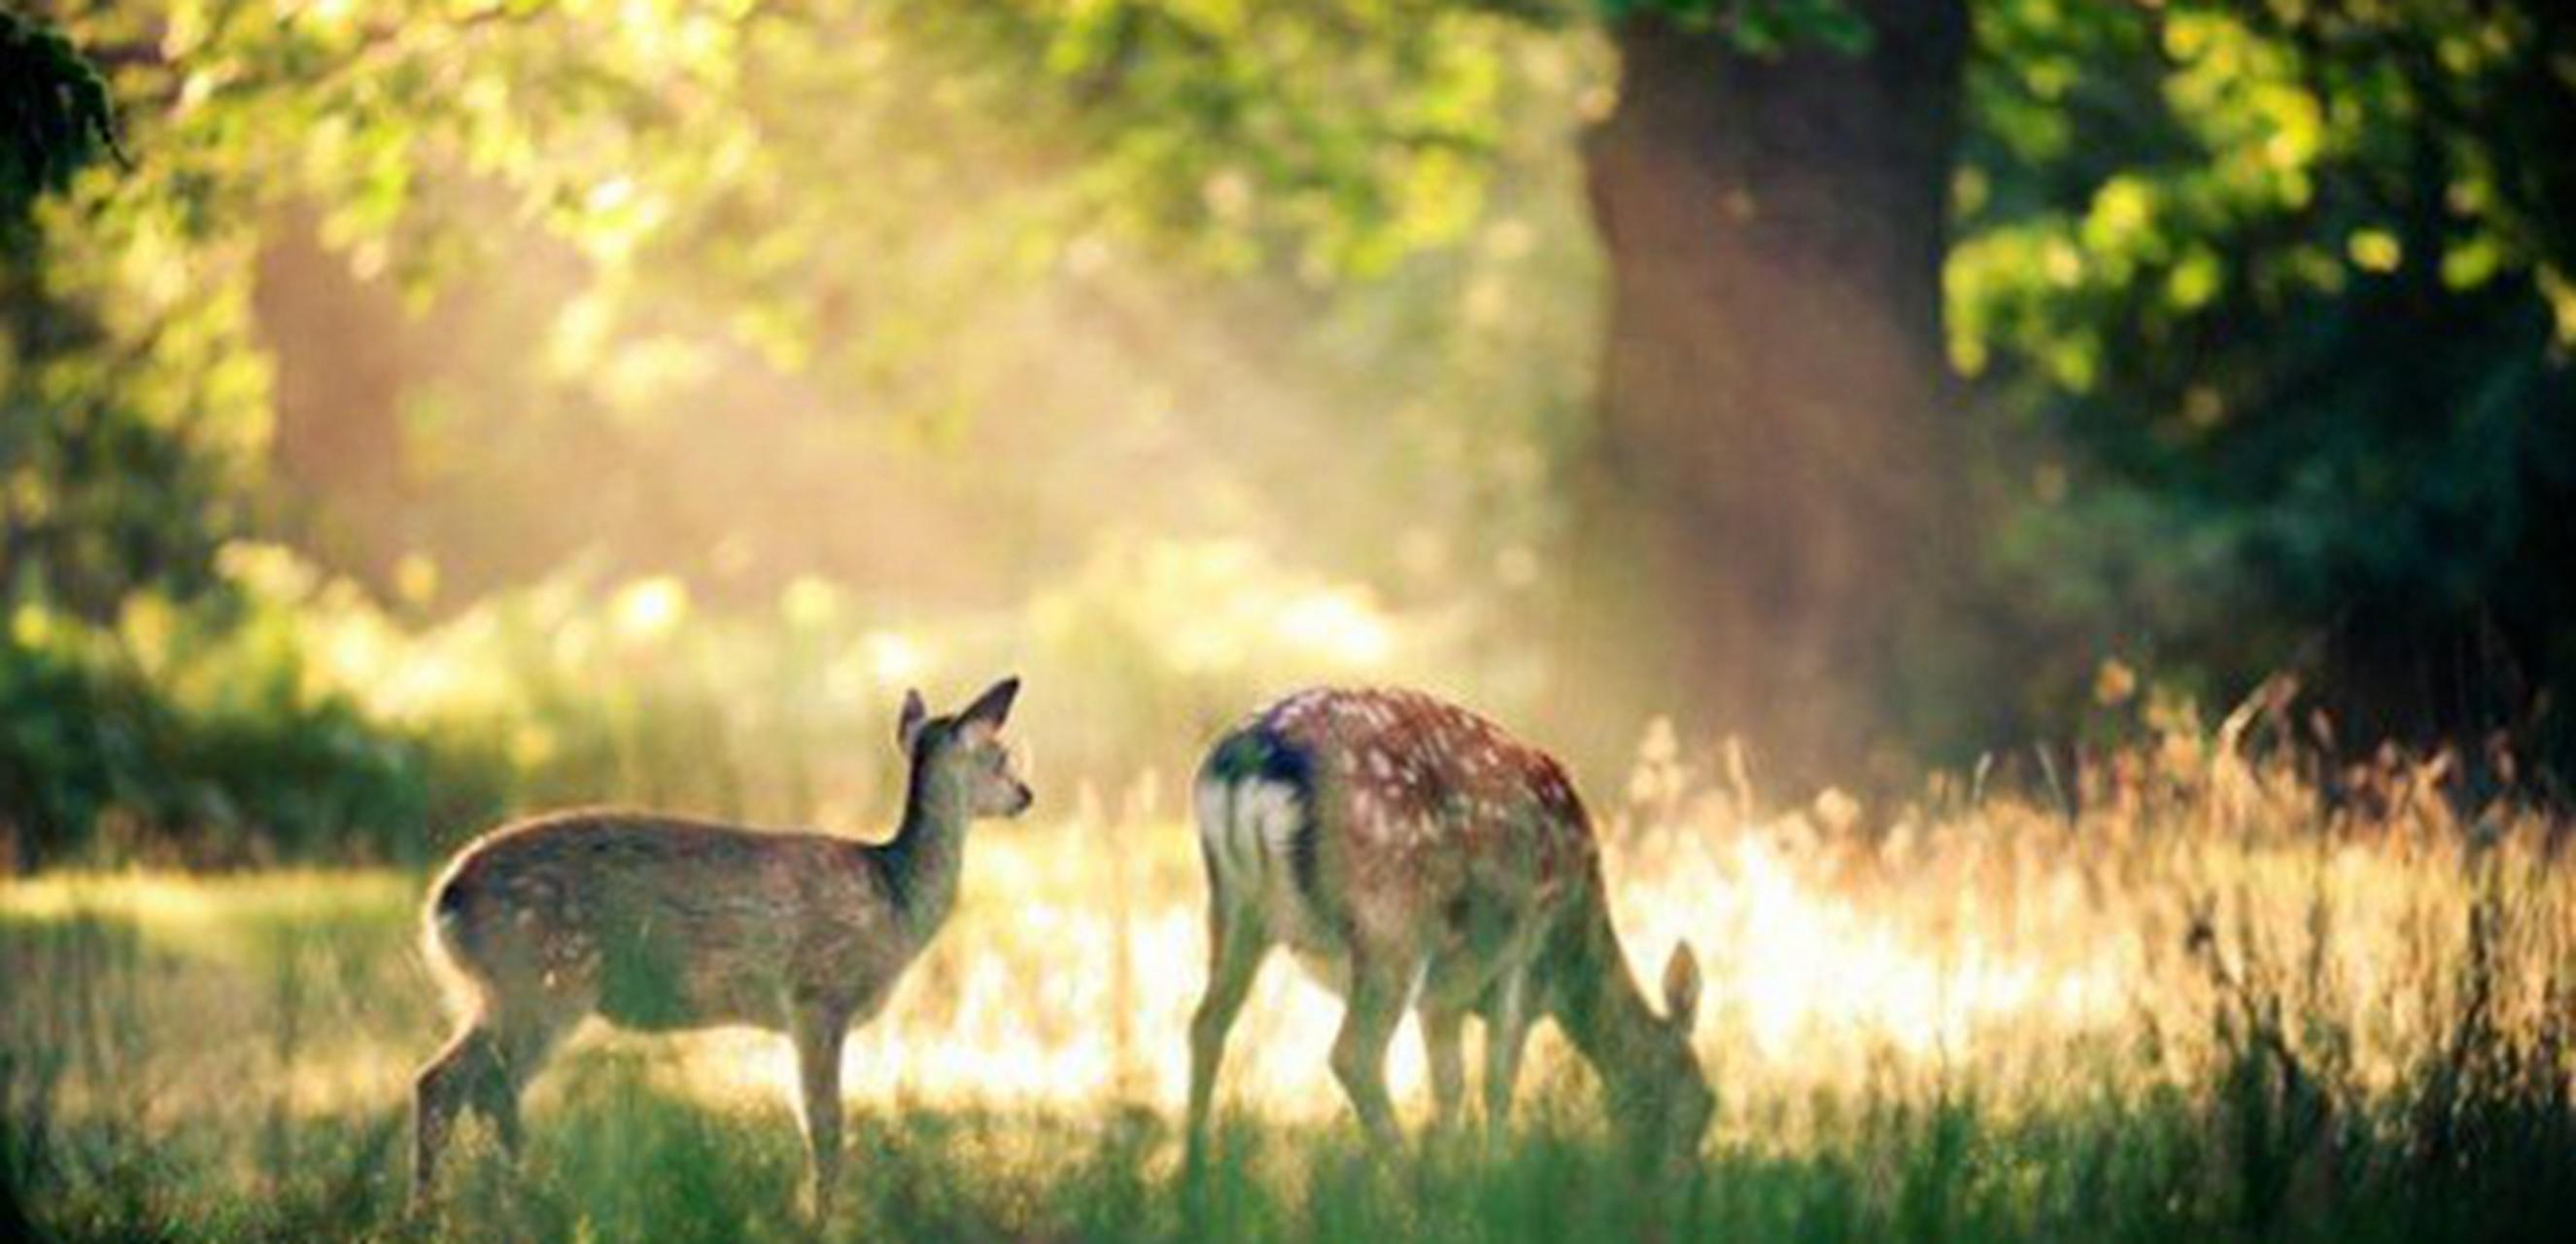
252,206,412,589
1566,0,1970,784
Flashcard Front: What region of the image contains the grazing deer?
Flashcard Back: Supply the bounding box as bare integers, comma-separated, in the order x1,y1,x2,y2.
410,677,1031,1216
1186,686,1712,1166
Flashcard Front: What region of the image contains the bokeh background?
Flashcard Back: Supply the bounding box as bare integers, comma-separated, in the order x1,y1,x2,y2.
5,1,2570,871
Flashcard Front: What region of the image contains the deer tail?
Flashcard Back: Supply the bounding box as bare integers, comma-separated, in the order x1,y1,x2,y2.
420,866,485,1019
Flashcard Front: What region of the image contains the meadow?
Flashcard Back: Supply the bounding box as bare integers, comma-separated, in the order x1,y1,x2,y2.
7,712,2573,1244
9,4,2576,1242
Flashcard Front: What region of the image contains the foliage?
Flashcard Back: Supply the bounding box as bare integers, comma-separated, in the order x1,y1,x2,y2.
1952,0,2576,755
0,564,473,870
2,0,2573,866
2,11,224,623
0,534,1475,865
0,251,249,621
0,10,120,242
0,0,1599,862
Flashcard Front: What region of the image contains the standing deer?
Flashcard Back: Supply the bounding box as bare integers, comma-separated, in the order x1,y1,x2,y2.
410,676,1030,1216
1186,686,1712,1167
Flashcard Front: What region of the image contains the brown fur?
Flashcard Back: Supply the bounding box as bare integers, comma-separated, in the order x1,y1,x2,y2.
410,678,1030,1217
1186,686,1712,1165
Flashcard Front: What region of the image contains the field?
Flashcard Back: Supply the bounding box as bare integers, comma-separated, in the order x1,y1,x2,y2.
10,2,2575,1241
6,731,2575,1244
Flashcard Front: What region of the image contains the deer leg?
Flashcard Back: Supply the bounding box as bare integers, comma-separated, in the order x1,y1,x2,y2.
1480,970,1536,1140
477,1016,567,1163
791,1005,850,1219
1329,953,1411,1150
1185,896,1270,1166
1420,1005,1467,1135
412,1019,502,1210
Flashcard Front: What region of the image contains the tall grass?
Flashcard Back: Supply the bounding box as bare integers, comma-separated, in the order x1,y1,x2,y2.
4,705,2573,1243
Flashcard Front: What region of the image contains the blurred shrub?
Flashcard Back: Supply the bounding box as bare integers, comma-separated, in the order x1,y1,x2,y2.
0,572,470,871
1,534,1456,869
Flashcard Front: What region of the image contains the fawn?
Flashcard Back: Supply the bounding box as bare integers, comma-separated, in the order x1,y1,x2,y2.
1186,686,1712,1167
410,677,1030,1216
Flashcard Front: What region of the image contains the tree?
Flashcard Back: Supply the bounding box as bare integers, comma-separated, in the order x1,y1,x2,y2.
27,0,2575,783
1570,0,1969,777
20,0,1977,776
845,0,1978,777
1,9,119,242
1955,0,2576,773
1,10,221,620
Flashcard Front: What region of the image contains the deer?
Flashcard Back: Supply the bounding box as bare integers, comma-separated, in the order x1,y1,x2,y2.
410,676,1030,1218
1185,686,1712,1170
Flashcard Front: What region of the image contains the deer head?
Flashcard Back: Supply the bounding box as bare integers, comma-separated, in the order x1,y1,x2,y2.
1614,942,1714,1167
898,676,1033,819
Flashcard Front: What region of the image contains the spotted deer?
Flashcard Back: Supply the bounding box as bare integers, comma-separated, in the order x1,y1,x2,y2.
410,677,1030,1216
1186,686,1713,1167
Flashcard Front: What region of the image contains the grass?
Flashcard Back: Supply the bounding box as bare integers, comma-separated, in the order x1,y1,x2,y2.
5,722,2575,1243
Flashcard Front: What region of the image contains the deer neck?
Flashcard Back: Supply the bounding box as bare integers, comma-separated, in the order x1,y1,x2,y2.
1545,883,1678,1111
881,757,971,942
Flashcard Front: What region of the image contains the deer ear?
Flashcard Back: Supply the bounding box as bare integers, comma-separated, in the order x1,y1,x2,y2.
959,675,1020,731
897,689,928,753
1662,942,1702,1030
